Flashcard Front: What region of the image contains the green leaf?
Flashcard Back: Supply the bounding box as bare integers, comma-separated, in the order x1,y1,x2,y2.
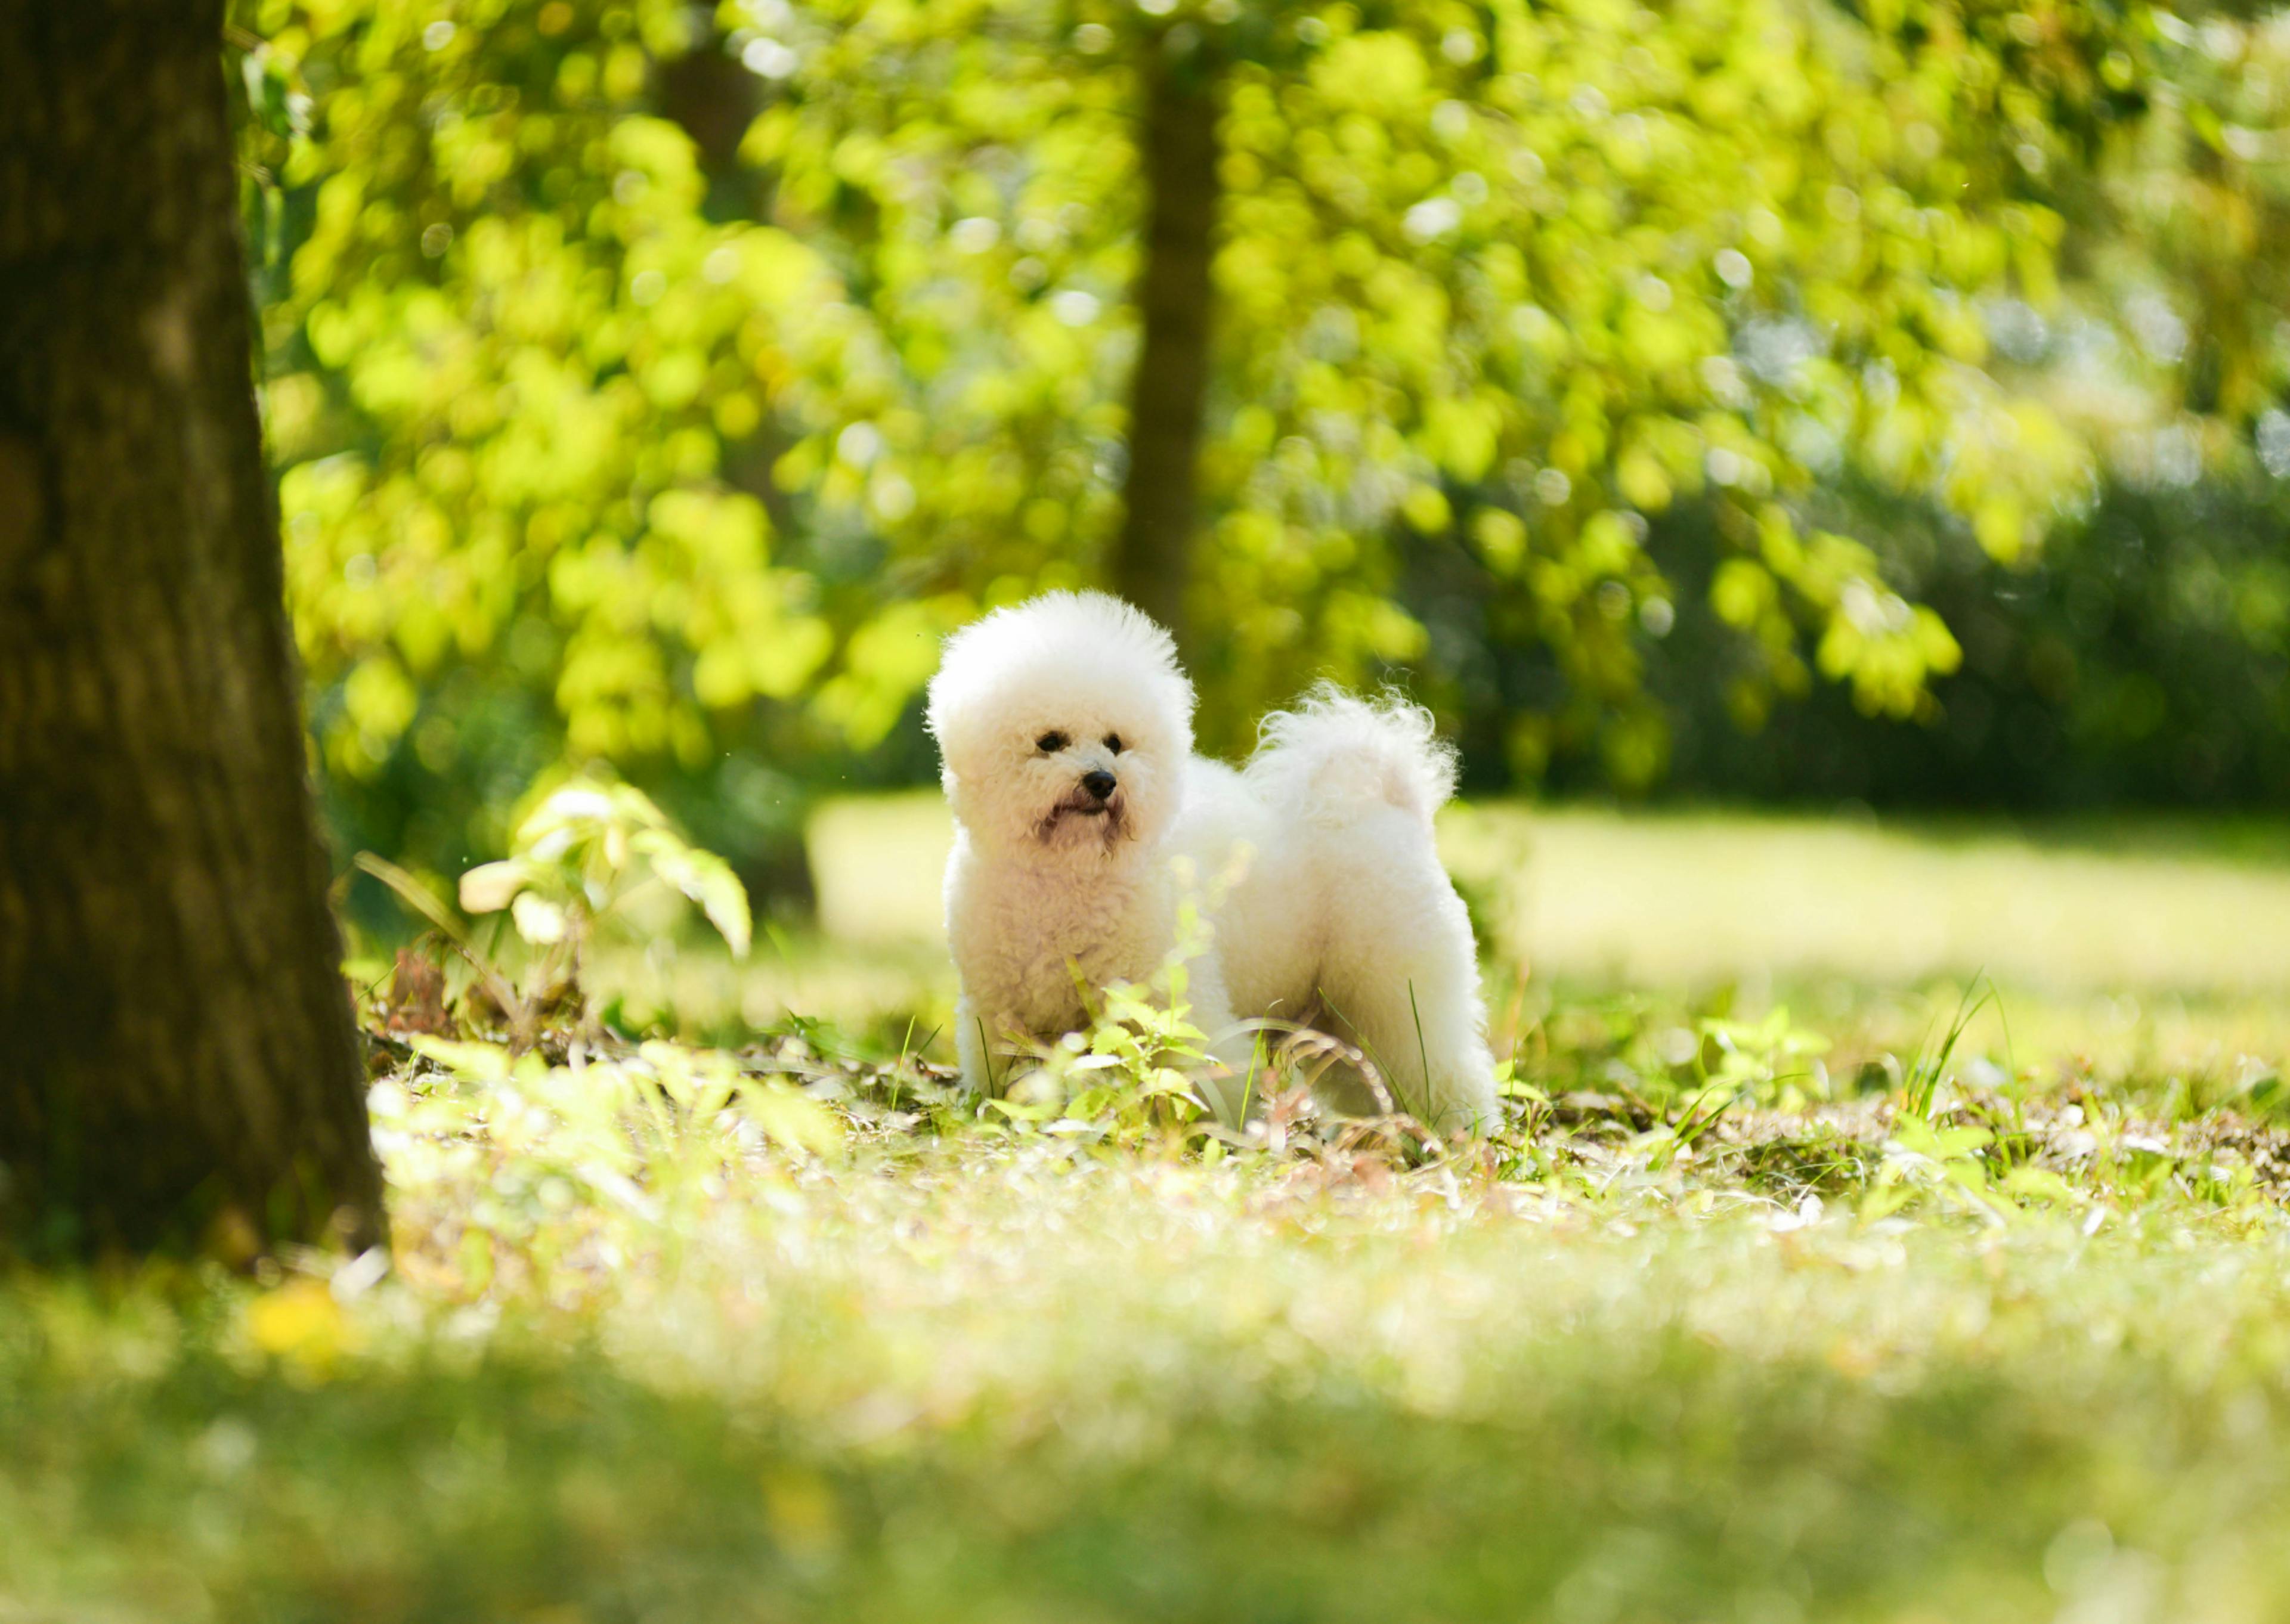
458,859,531,915
630,829,753,959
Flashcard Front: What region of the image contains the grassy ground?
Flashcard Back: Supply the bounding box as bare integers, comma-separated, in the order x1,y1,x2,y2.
11,803,2290,1622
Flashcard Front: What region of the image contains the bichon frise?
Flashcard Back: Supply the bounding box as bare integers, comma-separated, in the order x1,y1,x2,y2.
926,590,1499,1133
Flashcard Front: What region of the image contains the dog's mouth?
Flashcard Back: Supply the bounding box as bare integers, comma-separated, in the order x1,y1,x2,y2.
1036,790,1128,845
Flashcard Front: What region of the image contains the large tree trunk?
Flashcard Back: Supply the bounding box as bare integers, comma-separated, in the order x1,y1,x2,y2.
0,2,383,1255
1110,42,1223,652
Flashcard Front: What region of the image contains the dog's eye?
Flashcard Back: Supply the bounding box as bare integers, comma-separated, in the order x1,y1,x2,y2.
1102,733,1124,754
1035,730,1069,752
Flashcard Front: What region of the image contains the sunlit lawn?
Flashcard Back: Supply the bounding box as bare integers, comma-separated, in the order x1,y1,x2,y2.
12,801,2290,1622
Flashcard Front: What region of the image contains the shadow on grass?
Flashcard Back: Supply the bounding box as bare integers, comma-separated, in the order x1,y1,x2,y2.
8,1287,2279,1623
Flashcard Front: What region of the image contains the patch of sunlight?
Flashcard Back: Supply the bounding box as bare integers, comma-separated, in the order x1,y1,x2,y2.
809,793,2290,999
1440,805,2290,998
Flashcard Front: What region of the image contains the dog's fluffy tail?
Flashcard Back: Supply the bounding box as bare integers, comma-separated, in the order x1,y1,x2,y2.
1245,685,1457,827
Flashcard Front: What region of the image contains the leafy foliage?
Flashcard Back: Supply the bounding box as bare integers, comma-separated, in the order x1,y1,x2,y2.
228,0,2290,875
1604,473,2290,805
357,771,750,1049
458,775,753,960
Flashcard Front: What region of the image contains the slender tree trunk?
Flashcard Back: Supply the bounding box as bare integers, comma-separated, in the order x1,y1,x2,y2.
0,2,383,1255
1111,41,1223,652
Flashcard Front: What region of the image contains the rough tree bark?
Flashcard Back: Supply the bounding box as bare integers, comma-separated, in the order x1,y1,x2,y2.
1110,39,1223,653
0,2,384,1254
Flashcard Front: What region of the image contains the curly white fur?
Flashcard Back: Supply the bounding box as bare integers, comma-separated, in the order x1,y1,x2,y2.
925,590,1499,1133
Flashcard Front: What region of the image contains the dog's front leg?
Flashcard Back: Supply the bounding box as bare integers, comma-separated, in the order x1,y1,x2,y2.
954,994,1037,1096
955,995,990,1093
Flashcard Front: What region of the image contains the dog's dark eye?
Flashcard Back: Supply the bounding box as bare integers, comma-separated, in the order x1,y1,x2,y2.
1102,733,1124,754
1035,730,1069,752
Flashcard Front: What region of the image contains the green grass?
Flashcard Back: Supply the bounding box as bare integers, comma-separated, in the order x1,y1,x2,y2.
16,1177,2290,1623
13,802,2290,1622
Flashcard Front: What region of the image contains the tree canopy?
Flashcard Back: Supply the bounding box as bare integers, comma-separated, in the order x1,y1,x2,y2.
230,0,2290,873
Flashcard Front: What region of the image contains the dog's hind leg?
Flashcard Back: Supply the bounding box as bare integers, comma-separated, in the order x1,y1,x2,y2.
1308,817,1499,1135
1316,954,1497,1135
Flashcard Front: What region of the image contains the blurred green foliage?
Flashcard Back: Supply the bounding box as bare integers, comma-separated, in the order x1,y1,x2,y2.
228,0,2290,888
1634,476,2290,805
1413,472,2290,805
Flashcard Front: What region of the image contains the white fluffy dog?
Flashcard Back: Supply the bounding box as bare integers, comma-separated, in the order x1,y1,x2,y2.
926,590,1499,1133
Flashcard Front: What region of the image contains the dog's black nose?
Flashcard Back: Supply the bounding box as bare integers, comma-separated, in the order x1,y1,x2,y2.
1081,768,1118,801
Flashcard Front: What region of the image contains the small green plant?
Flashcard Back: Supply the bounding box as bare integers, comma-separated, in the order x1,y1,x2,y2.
974,866,1264,1146
457,776,753,1011
1623,1008,1831,1173
1862,1112,2009,1225
1899,977,2002,1120
992,919,1224,1145
358,776,754,1046
1694,1008,1833,1107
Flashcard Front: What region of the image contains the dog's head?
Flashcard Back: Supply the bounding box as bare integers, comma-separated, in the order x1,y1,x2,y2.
926,591,1193,858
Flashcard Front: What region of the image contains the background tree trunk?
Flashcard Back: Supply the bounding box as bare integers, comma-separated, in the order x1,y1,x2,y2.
1111,41,1223,653
0,2,383,1255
